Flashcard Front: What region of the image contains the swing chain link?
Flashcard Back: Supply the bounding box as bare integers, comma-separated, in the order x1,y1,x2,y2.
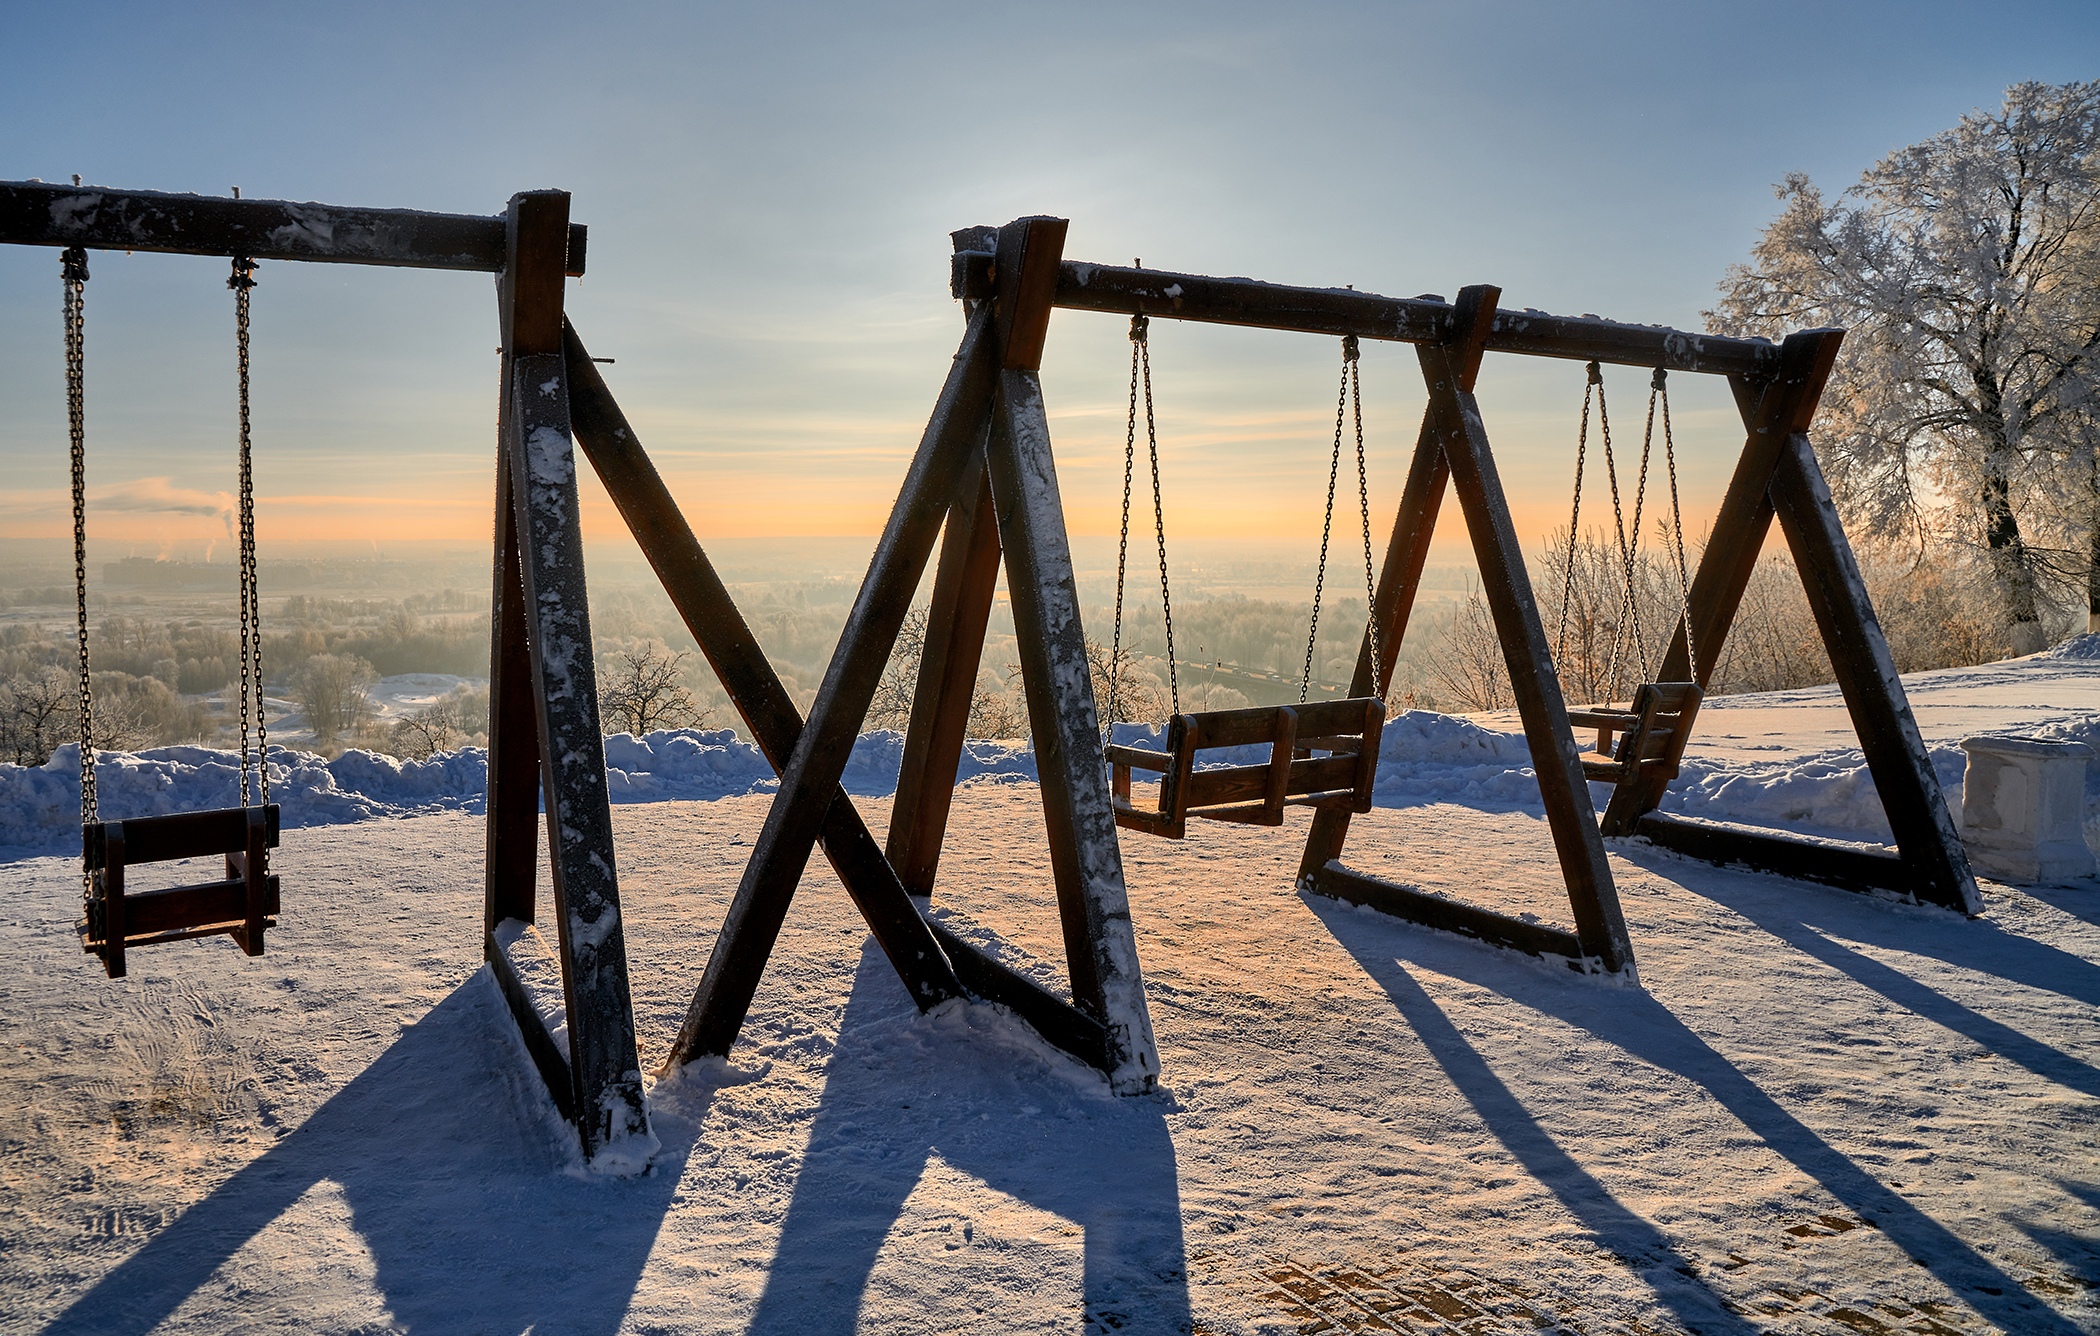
63,249,96,844
1348,342,1382,699
1108,316,1142,728
1109,312,1178,729
1303,336,1356,703
1557,362,1600,662
1595,361,1635,697
1656,367,1697,679
1140,319,1179,714
230,256,267,805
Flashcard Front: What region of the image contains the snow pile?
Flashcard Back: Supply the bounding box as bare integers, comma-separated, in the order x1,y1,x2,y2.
1664,746,1969,843
0,729,1045,858
1370,709,1544,810
0,744,494,857
8,641,2099,860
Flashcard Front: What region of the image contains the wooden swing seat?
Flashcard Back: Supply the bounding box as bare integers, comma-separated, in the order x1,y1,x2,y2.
1107,697,1385,840
1568,681,1702,788
79,804,280,979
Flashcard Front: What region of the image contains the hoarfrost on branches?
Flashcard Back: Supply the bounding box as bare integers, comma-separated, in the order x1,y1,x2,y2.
1710,80,2100,651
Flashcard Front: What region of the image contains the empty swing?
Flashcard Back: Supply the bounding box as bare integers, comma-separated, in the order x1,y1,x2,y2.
1104,316,1385,839
1555,361,1703,802
69,248,282,979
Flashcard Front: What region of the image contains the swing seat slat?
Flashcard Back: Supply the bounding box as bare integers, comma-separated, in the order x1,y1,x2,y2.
1109,698,1384,840
79,804,280,979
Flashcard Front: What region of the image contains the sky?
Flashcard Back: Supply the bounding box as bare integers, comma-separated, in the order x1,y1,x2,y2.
0,1,2095,570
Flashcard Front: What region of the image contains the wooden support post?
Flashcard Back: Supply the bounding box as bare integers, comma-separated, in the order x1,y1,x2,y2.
489,190,651,1167
1768,437,1982,913
1418,286,1634,974
982,217,1160,1092
484,448,540,932
888,451,1002,897
561,323,966,1011
666,305,998,1071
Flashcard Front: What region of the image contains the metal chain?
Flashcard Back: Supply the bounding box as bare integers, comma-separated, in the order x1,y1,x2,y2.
1657,369,1697,679
229,256,266,805
1605,371,1662,689
63,248,95,841
1108,317,1142,728
1348,341,1381,698
1302,338,1354,703
1556,362,1600,660
1142,322,1179,714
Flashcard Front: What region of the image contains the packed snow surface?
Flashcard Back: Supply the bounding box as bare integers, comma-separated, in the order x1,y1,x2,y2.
1,644,2097,1331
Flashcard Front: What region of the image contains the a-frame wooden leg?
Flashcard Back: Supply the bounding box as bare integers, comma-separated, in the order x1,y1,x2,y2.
565,323,1115,1075
889,451,1002,898
982,217,1160,1092
562,323,966,1012
484,190,652,1167
1766,438,1981,913
666,305,999,1070
1419,287,1633,974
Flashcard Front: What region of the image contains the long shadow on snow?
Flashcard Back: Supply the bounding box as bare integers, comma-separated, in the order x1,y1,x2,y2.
1309,896,2082,1335
2023,879,2100,932
1301,898,1760,1334
746,936,1191,1335
41,972,687,1336
1616,843,2100,1094
1650,845,2100,1008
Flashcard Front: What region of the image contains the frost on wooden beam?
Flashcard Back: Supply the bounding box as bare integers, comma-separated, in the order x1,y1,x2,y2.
0,181,586,274
948,250,1786,379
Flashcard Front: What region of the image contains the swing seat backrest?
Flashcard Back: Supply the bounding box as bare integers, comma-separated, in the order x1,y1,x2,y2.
79,804,280,979
1107,698,1385,839
1568,682,1702,787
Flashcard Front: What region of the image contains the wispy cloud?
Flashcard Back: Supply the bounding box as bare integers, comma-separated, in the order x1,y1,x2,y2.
89,478,236,535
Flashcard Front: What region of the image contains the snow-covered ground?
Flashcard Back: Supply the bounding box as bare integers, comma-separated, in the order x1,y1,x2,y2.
2,648,2097,1332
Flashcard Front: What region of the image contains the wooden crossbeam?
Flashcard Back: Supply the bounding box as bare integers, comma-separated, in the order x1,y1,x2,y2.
1636,814,1915,897
0,180,586,273
950,252,1782,378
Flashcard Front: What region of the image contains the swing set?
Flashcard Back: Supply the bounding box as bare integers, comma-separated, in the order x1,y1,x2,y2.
1102,317,1387,838
4,185,1980,1162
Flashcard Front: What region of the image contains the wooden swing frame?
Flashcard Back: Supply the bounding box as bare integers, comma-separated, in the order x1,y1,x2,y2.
930,231,1980,982
0,181,657,1164
12,186,1979,1135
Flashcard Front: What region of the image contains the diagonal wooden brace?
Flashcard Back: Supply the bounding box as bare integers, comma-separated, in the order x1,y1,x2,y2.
666,307,999,1070
562,324,967,1014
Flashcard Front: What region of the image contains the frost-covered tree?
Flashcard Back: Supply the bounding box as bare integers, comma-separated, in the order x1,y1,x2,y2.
599,642,704,736
1710,81,2100,650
